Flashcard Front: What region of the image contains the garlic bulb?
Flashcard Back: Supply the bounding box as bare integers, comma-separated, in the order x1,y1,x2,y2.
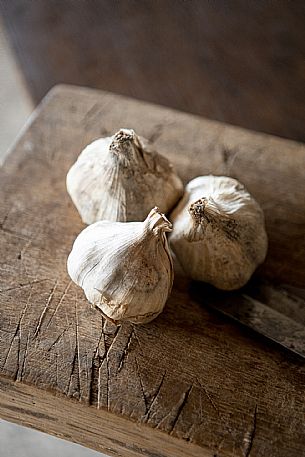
67,207,173,324
169,176,268,290
66,128,183,224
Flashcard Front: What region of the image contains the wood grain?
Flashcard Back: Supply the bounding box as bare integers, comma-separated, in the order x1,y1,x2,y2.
1,0,305,142
0,85,305,457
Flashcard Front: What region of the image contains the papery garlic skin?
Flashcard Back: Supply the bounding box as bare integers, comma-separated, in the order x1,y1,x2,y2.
66,128,183,224
169,176,268,290
67,208,173,324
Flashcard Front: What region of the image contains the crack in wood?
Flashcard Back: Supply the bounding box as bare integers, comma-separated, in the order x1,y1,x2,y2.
117,327,134,373
19,236,34,261
17,332,30,382
182,423,195,443
88,322,122,408
0,208,11,229
148,124,165,144
0,225,32,242
221,146,240,174
106,356,110,411
33,280,58,338
82,100,112,129
99,325,117,409
132,327,144,355
14,328,21,382
45,280,72,330
75,299,82,400
143,372,166,423
0,278,47,294
47,325,72,352
66,348,79,397
196,377,219,414
168,385,193,435
2,325,20,371
88,329,106,406
134,356,149,415
243,405,257,457
2,287,33,370
88,331,105,406
96,361,102,409
55,351,59,388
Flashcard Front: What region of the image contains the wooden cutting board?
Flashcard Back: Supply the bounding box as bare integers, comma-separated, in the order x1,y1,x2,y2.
0,85,304,457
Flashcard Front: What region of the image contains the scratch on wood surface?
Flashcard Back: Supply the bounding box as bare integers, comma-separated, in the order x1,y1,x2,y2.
105,326,121,360
55,351,59,388
18,219,44,264
16,332,30,382
243,405,258,457
83,102,100,124
0,225,31,242
134,356,149,414
183,423,195,443
196,377,219,414
45,280,72,330
14,330,21,381
0,208,10,229
87,332,103,404
97,362,102,410
132,327,143,355
143,371,166,423
82,100,112,129
67,350,78,396
90,323,121,409
33,280,58,338
93,330,105,359
102,323,121,410
117,328,134,372
221,146,240,174
3,325,21,369
148,123,165,143
168,385,193,435
75,299,82,399
2,287,33,369
0,278,47,294
106,348,110,411
19,236,34,261
47,325,72,352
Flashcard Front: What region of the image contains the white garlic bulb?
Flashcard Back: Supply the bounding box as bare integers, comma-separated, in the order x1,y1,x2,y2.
67,207,173,324
169,176,268,290
66,128,183,224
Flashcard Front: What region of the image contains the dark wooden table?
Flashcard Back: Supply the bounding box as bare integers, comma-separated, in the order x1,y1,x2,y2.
1,0,305,142
0,85,304,457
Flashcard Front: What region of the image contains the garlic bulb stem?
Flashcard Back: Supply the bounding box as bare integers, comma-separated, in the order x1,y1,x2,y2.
109,129,141,165
145,207,173,235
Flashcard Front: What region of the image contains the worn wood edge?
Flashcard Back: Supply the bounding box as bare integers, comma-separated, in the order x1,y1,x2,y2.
3,82,304,174
45,83,305,147
1,96,50,167
0,375,208,457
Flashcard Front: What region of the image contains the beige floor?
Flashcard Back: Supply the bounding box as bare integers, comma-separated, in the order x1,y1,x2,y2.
0,21,106,457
